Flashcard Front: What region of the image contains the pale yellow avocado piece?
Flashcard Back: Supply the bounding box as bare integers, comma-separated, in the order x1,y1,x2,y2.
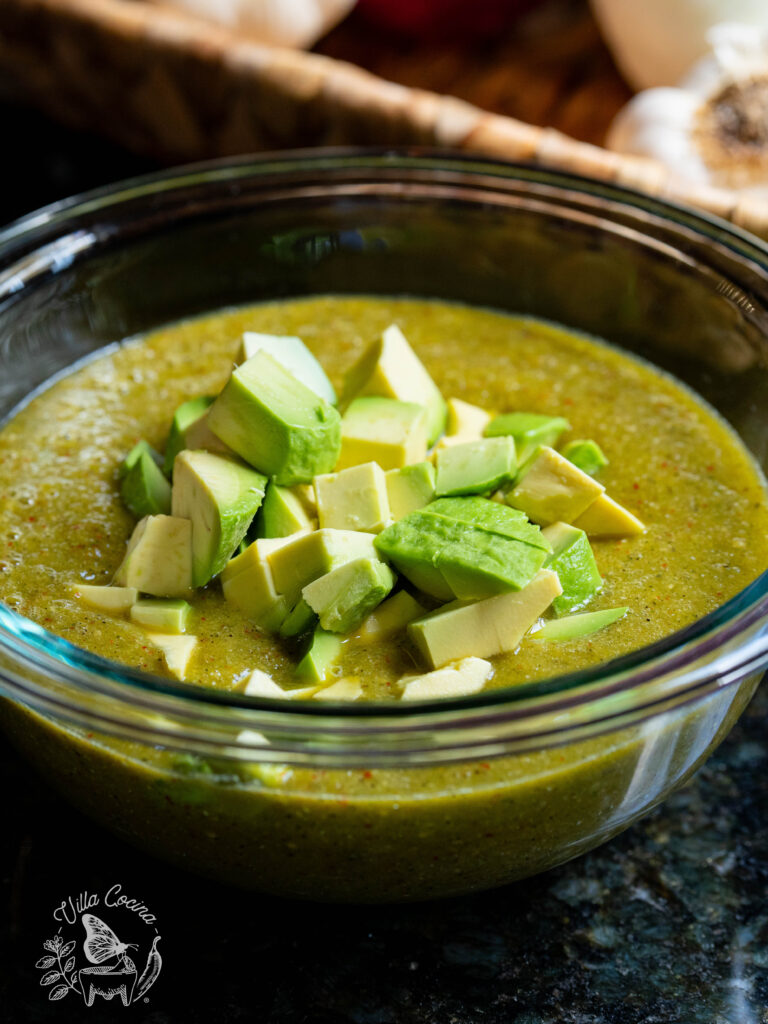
407,569,562,669
183,409,233,458
267,528,379,599
337,397,429,471
72,584,138,614
114,514,192,597
146,632,198,680
221,544,290,630
315,462,391,533
312,677,363,701
242,668,318,700
506,446,604,525
221,534,307,585
356,590,426,642
384,462,436,520
130,598,191,633
399,657,493,701
435,398,493,451
572,493,646,537
292,483,317,516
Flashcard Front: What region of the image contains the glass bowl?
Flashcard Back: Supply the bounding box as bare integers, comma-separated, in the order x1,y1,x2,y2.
0,151,767,903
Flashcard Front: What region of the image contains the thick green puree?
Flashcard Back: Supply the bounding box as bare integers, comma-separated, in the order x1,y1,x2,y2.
1,297,767,900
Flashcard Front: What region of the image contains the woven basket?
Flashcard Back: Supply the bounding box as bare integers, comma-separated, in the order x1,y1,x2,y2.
1,0,768,238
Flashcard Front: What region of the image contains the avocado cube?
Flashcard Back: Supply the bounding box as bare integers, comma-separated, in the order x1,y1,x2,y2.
303,557,395,633
221,536,292,630
278,597,318,638
341,323,446,445
183,409,234,459
172,450,267,587
130,598,191,634
385,462,436,521
259,482,316,538
532,606,628,641
542,521,602,615
267,528,379,599
572,494,645,537
505,446,604,525
295,627,343,684
435,437,516,497
121,449,172,519
312,677,362,701
243,669,318,700
220,534,306,584
315,462,391,533
164,396,215,477
446,398,492,440
357,590,426,642
561,439,608,477
207,351,341,485
146,632,198,680
72,584,138,614
399,657,493,700
408,569,562,668
114,514,192,597
425,496,550,549
485,412,570,463
337,397,428,471
239,332,336,405
119,440,164,480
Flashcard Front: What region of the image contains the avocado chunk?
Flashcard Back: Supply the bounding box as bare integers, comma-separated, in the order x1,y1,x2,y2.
119,440,164,480
435,437,516,497
221,536,293,631
425,496,549,549
445,398,492,442
385,462,436,520
341,323,447,445
146,632,198,680
561,439,608,477
164,396,215,477
120,449,172,519
114,514,192,597
183,409,234,459
485,412,570,463
407,569,562,668
243,668,318,700
312,677,362,701
295,627,343,684
303,557,395,633
267,528,379,600
357,590,426,642
259,482,316,538
572,494,645,537
505,446,604,525
399,657,493,700
239,332,337,405
72,584,138,614
532,606,628,641
207,351,341,485
278,597,318,638
337,396,428,471
130,598,191,634
315,462,391,533
542,521,602,615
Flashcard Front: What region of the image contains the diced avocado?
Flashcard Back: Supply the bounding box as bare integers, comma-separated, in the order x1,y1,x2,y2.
172,450,267,586
220,534,307,585
315,462,391,533
572,494,645,537
239,332,336,405
278,597,318,638
445,398,492,440
542,521,602,615
267,528,379,600
72,584,138,614
146,632,197,680
114,515,192,597
337,397,428,471
130,598,191,633
292,483,317,516
562,439,608,477
207,351,341,485
120,449,172,519
312,677,362,701
303,557,395,633
435,437,516,497
532,606,628,641
385,462,436,520
183,409,234,459
221,545,289,631
341,323,447,445
259,481,316,538
426,496,550,550
295,627,343,684
243,668,287,698
485,412,570,463
119,440,163,480
164,396,215,477
505,446,604,525
407,569,562,668
399,657,493,701
357,590,426,642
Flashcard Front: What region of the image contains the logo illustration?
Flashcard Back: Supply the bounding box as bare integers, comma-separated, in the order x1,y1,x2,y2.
35,885,162,1006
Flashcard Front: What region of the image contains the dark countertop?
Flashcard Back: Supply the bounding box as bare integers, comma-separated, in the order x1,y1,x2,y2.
2,103,768,1024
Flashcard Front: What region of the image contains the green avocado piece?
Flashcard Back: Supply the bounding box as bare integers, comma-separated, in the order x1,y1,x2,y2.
120,450,172,519
532,606,628,641
561,439,609,477
130,598,191,634
164,396,215,477
119,440,164,480
484,412,570,464
425,496,550,550
435,437,517,497
542,521,602,615
385,461,436,520
259,481,316,538
239,332,336,405
171,450,267,587
302,557,396,633
279,598,318,638
295,628,343,684
113,514,192,597
207,351,341,485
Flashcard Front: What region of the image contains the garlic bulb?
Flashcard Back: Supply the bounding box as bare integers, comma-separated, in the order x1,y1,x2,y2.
590,0,768,90
607,23,768,196
148,0,357,49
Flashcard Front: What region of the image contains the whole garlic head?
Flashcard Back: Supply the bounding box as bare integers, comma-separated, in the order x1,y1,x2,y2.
607,23,768,196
